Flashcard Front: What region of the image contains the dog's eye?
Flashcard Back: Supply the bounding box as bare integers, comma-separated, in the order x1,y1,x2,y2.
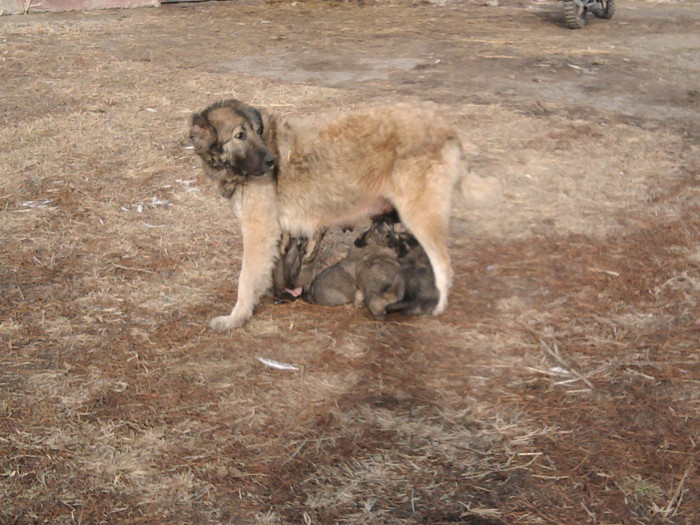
234,131,246,141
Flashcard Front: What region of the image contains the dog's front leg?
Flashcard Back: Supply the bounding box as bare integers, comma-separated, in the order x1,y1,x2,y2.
210,182,280,330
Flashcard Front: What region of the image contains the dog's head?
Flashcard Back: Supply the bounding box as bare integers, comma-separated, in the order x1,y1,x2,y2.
189,99,276,191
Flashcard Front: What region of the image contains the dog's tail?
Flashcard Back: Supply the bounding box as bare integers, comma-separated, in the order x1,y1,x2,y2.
451,139,503,208
459,170,503,207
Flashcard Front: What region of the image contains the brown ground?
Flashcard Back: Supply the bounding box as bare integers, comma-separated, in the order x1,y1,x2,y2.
1,1,698,523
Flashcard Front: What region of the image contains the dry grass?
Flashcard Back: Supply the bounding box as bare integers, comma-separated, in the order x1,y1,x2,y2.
1,2,699,524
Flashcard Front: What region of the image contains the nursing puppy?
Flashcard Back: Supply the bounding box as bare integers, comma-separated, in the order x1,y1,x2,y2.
189,98,468,330
306,221,404,320
271,233,308,301
271,231,325,300
356,210,438,316
306,218,438,319
385,231,439,316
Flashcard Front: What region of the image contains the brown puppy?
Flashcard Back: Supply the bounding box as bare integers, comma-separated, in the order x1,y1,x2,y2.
272,231,325,300
306,222,404,320
271,233,308,301
190,98,470,329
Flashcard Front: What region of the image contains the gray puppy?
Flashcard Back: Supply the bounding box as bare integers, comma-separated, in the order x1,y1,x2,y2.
385,231,439,316
305,221,404,320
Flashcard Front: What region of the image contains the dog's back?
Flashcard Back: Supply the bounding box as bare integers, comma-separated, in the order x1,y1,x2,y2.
272,105,460,240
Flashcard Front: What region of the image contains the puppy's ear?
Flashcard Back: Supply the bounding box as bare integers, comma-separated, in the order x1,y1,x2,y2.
395,240,409,258
189,113,216,153
384,230,406,257
404,233,419,248
354,229,369,248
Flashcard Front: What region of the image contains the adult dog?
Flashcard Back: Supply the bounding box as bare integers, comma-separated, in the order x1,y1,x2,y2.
190,98,472,330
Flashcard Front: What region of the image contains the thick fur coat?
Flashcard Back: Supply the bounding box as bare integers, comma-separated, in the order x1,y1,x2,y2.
190,99,472,329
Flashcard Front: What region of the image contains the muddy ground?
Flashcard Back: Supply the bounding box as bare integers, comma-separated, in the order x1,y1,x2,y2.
1,1,698,523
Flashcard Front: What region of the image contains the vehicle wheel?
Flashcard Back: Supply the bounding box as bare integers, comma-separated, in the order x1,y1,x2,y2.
591,0,616,19
565,1,588,29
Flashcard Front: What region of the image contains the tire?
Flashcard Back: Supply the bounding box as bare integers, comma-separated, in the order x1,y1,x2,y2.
591,0,616,19
564,1,588,29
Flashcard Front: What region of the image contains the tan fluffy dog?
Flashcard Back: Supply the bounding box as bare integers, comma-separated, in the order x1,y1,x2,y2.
190,99,476,330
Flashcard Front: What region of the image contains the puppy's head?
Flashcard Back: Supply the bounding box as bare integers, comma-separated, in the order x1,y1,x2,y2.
189,99,276,188
354,220,396,249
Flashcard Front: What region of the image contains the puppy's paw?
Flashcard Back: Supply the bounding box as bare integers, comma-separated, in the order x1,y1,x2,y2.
367,300,388,321
209,314,246,331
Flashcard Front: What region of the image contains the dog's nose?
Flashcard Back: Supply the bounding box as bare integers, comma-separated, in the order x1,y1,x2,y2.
265,154,276,168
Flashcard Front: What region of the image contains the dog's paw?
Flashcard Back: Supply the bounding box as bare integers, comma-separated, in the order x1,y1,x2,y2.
432,297,448,316
209,314,246,331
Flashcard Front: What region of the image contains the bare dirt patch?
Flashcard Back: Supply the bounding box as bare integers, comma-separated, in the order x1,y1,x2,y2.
1,1,698,524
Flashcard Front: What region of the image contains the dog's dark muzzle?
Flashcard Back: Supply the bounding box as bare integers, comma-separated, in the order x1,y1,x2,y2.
261,152,276,174
246,153,276,177
247,146,276,177
230,149,276,178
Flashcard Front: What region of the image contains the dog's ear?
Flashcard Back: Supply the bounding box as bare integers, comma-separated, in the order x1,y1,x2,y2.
189,113,216,153
248,106,265,136
232,102,265,137
257,107,278,147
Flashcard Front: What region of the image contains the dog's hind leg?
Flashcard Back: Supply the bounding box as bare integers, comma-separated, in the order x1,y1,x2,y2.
391,159,458,315
396,210,452,315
